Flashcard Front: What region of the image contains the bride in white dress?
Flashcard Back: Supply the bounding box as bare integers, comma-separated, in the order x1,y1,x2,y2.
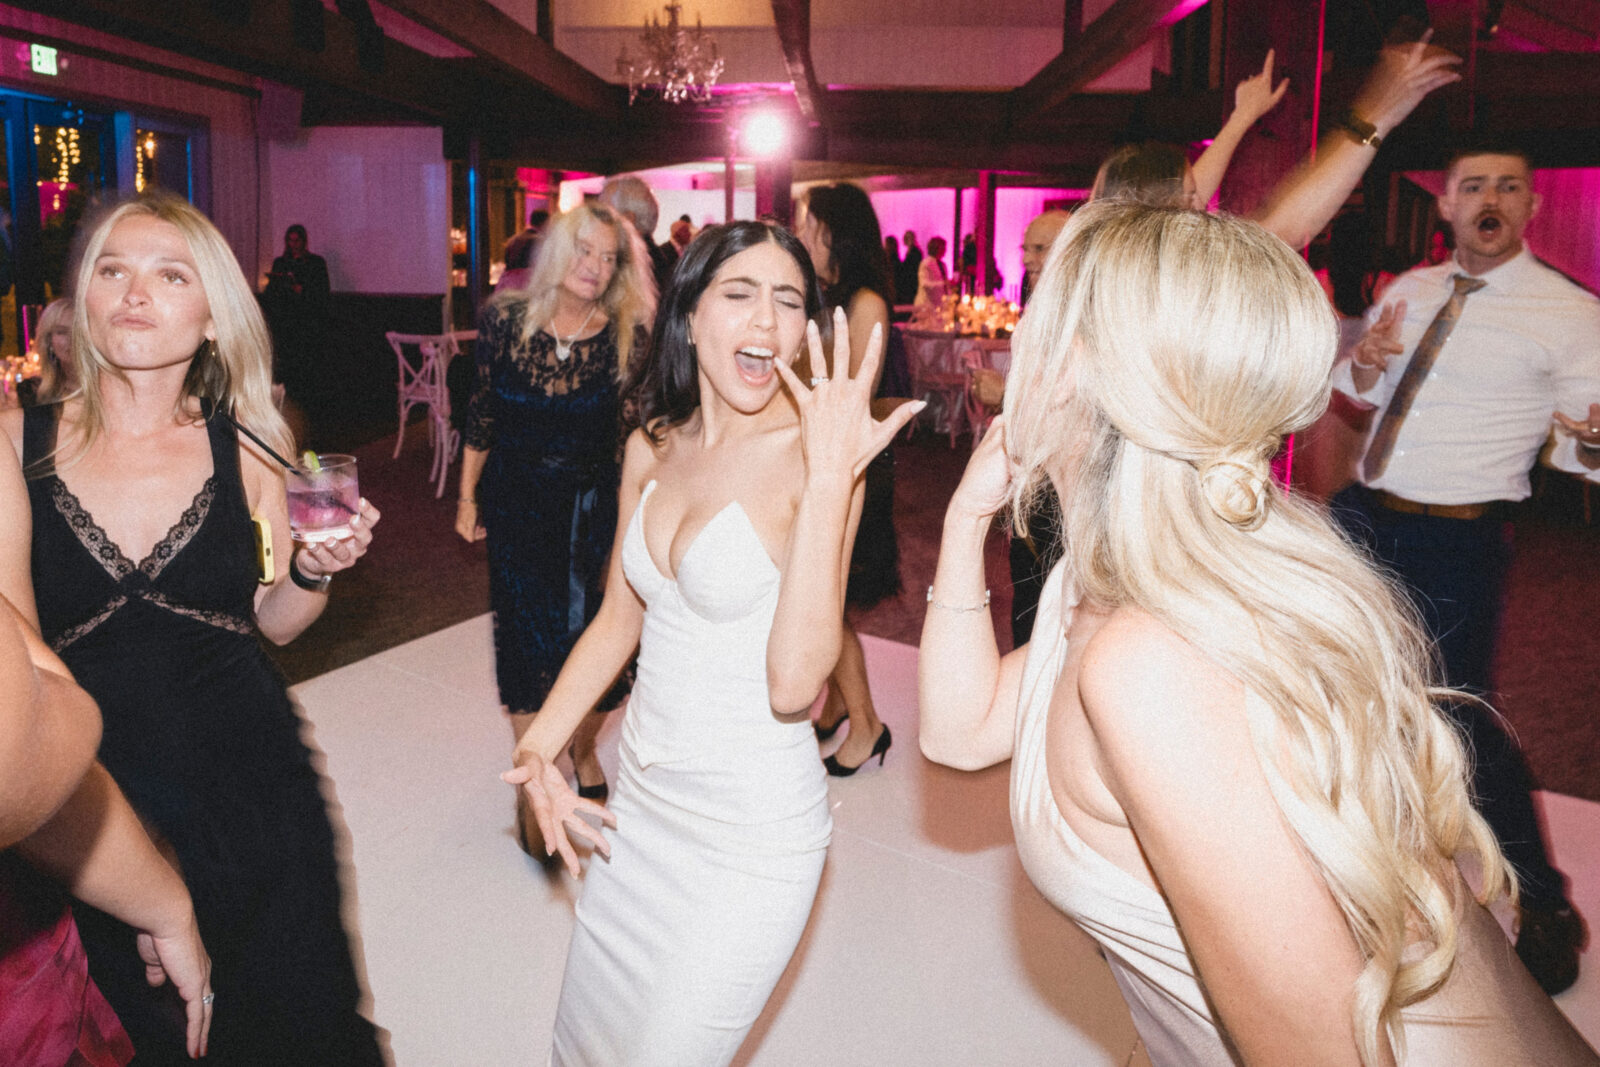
503,221,922,1067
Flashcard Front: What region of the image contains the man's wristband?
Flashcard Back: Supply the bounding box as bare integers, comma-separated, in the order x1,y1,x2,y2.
290,554,332,593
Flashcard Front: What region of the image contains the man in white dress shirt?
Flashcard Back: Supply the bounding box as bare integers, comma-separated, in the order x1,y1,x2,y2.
1332,143,1600,995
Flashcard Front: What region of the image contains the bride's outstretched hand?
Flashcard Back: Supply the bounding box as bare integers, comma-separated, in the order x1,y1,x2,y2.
774,307,924,481
501,751,616,877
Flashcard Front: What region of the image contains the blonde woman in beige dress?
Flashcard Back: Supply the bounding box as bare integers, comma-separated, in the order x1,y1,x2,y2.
920,202,1598,1066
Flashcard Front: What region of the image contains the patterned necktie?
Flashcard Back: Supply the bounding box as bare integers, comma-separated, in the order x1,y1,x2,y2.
1362,273,1488,482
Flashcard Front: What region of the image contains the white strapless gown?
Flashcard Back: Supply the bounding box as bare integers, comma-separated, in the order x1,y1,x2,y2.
550,481,832,1067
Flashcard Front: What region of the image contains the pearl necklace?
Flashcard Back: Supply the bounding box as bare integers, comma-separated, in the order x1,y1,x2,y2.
551,302,600,363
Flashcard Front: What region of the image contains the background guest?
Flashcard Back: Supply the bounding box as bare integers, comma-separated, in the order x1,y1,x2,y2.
1019,210,1068,309
796,183,901,775
882,233,902,302
17,297,73,408
496,214,547,294
897,230,923,309
263,223,331,411
1332,142,1600,995
670,215,694,258
599,174,675,295
457,203,654,840
914,235,947,307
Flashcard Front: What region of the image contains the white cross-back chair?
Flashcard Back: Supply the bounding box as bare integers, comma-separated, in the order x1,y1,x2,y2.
387,331,467,498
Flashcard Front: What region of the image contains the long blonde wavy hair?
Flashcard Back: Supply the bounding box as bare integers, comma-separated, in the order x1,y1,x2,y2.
500,201,654,373
60,192,292,464
1005,202,1510,1065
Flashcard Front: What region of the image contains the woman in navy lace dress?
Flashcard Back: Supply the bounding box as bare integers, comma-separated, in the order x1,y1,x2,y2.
456,203,653,845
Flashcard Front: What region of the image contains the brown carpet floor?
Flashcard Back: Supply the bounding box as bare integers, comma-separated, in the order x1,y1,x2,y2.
268,421,1600,804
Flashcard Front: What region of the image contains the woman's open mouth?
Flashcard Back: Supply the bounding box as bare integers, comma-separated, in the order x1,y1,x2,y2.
734,346,775,384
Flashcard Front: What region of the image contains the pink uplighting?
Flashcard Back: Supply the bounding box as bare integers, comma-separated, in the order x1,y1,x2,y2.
869,186,1088,301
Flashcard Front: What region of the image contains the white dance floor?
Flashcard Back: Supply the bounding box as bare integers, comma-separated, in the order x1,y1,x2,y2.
292,616,1600,1066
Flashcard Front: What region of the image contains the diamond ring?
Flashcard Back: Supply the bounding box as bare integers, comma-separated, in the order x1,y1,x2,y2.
810,377,828,386
202,993,215,1006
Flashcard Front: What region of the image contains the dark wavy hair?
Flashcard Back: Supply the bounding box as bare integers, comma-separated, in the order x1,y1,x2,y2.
629,221,824,445
802,183,893,307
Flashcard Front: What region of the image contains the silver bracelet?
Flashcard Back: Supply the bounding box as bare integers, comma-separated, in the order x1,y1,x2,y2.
927,585,991,613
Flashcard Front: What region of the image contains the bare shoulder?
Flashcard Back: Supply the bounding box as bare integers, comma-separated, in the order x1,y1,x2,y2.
848,287,889,323
1078,605,1246,755
621,425,664,488
0,408,23,463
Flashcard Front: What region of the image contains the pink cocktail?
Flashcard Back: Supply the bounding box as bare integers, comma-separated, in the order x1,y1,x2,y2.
287,454,359,543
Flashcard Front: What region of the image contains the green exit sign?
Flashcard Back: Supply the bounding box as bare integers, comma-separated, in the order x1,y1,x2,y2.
30,44,58,76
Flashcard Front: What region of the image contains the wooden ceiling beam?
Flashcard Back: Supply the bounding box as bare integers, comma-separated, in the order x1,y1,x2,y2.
377,0,622,119
1010,0,1202,126
770,0,827,124
9,0,473,121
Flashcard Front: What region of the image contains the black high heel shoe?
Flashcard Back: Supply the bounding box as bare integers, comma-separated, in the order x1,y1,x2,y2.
823,724,892,778
813,714,847,742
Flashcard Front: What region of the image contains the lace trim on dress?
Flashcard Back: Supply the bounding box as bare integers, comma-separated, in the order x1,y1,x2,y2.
47,475,247,643
51,476,219,582
463,305,624,453
139,479,217,581
143,591,254,637
50,596,129,653
52,480,136,581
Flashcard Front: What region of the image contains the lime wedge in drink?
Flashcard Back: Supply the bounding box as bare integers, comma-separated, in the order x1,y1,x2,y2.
301,450,322,472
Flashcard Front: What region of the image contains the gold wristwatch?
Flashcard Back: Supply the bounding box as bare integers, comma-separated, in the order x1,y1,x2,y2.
1340,113,1382,148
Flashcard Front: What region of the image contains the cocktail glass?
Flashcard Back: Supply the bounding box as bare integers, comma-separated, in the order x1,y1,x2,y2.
287,454,360,543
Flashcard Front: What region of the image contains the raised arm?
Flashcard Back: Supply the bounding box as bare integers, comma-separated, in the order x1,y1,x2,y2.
918,417,1028,770
504,431,653,874
1190,50,1290,208
1079,611,1371,1067
769,309,922,713
1253,36,1460,249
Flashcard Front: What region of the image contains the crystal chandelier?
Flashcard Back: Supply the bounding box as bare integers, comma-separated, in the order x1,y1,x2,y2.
616,3,725,105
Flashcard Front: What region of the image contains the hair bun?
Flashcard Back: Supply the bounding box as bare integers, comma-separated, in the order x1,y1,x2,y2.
1198,455,1270,530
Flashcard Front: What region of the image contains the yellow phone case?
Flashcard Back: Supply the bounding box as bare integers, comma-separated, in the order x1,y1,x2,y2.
253,515,275,584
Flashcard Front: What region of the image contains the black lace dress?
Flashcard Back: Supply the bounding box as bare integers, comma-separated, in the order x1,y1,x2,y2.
23,405,383,1066
466,301,639,713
